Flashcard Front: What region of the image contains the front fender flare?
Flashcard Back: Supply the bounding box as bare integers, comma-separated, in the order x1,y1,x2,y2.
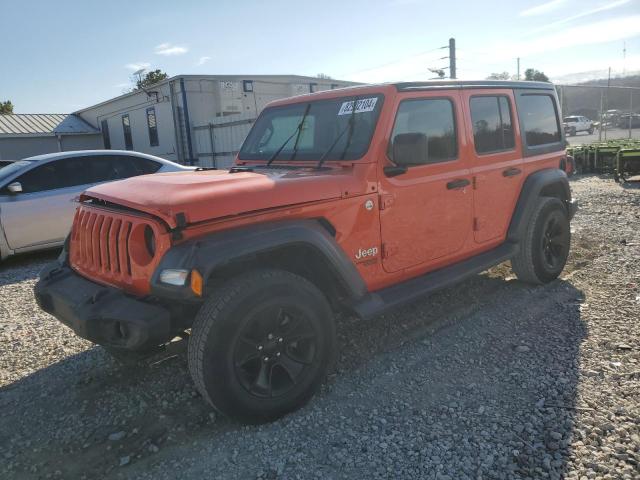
150,219,367,302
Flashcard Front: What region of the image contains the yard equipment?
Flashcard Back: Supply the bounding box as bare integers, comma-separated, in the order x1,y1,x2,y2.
615,148,640,182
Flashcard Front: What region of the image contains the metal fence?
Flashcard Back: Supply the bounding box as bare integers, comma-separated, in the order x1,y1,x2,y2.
193,112,256,168
556,84,640,143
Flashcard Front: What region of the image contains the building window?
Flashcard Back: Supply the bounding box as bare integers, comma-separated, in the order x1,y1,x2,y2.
330,84,339,90
389,98,458,165
101,119,111,149
243,80,254,92
146,107,159,147
309,83,318,93
518,94,561,146
470,96,515,154
122,114,133,150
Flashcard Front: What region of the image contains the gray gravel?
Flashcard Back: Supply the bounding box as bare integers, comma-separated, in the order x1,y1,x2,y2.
1,175,639,479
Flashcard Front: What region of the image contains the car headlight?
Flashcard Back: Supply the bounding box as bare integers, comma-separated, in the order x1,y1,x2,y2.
159,269,189,286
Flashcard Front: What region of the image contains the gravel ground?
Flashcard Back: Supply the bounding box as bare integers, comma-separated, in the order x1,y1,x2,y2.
1,175,639,480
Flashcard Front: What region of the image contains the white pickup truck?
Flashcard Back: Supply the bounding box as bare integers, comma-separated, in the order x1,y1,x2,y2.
563,116,593,136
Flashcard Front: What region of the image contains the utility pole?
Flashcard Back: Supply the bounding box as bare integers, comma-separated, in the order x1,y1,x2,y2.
517,58,520,80
449,38,456,79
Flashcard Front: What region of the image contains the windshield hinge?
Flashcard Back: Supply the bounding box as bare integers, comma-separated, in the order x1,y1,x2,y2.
379,194,394,210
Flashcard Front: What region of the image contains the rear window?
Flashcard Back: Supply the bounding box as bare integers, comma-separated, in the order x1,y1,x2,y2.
563,117,578,123
520,94,561,146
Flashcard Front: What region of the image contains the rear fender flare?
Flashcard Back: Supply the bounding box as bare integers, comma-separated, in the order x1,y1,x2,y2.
507,168,572,244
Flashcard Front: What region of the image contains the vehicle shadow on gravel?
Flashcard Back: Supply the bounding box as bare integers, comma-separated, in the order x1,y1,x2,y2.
1,268,588,479
0,250,59,286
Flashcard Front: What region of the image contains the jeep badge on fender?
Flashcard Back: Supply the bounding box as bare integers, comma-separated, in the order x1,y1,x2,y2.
35,80,576,424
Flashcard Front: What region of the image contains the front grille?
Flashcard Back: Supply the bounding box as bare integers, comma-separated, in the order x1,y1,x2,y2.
72,209,133,278
69,205,165,294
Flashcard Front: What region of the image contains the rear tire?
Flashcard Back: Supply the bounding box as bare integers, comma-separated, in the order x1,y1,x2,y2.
188,269,335,424
511,197,571,285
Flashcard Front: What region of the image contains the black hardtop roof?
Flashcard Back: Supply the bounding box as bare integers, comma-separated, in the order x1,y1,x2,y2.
394,80,554,91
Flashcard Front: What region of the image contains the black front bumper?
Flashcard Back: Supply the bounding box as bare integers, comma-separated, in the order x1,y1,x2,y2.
34,263,173,351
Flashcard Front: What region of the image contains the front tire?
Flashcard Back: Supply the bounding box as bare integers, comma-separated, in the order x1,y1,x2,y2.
188,269,335,424
511,197,571,285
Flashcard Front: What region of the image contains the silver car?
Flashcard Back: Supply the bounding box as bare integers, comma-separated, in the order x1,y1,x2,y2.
0,150,193,260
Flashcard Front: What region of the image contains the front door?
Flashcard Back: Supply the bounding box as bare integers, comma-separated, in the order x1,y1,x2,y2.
0,158,91,250
461,90,524,244
379,92,474,273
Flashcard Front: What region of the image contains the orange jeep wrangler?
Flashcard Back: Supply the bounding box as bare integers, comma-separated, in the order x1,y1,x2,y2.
35,81,576,423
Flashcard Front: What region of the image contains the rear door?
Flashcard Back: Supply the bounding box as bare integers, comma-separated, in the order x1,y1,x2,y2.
462,90,524,244
0,158,91,250
378,91,474,273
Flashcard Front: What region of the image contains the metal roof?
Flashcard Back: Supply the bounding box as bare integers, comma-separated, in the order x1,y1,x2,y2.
0,114,99,136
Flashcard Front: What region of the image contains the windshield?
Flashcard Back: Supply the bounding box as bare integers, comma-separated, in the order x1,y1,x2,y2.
239,94,384,162
0,160,31,185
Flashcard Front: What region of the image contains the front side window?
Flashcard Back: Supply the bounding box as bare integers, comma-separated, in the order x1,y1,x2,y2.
470,96,515,154
239,95,384,162
146,108,159,147
122,114,133,150
520,94,561,146
11,158,90,193
388,98,457,165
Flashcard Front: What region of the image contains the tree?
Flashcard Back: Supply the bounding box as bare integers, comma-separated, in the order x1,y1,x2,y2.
524,68,549,82
486,72,512,80
316,73,332,79
0,100,14,115
135,69,168,90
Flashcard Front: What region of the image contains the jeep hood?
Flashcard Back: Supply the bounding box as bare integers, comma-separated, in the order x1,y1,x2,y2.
82,167,363,228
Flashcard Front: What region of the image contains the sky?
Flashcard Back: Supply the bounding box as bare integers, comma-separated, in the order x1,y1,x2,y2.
1,0,639,113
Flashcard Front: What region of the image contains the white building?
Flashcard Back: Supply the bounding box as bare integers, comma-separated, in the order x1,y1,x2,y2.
0,114,101,160
75,74,359,168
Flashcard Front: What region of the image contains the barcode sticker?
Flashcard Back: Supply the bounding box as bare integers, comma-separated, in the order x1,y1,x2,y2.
338,97,378,115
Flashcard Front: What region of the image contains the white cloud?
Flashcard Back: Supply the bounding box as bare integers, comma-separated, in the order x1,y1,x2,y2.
519,0,567,17
526,0,632,34
125,62,151,71
197,56,211,66
342,15,640,84
155,43,188,56
498,15,640,59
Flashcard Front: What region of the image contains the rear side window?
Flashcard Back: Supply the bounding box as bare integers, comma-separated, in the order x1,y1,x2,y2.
470,96,515,154
122,114,133,150
389,98,457,165
519,94,561,146
85,156,144,183
132,157,162,174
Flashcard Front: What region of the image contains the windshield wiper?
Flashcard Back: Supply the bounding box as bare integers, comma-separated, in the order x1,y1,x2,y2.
266,103,311,167
316,96,358,170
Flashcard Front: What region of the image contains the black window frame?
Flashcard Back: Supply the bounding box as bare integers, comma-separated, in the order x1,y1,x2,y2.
514,90,564,157
122,114,133,150
469,94,516,155
146,107,159,147
387,96,459,167
101,119,111,149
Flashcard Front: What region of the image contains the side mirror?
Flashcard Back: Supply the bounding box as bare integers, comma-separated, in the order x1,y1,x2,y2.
7,182,22,194
391,133,428,167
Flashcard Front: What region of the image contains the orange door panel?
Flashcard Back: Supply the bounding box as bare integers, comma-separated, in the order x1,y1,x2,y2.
461,90,524,244
378,91,474,273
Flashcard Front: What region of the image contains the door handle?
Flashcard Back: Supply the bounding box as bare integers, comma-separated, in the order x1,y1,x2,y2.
446,178,470,190
503,167,522,177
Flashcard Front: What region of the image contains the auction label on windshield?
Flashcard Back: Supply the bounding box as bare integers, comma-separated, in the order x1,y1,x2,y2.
338,97,378,115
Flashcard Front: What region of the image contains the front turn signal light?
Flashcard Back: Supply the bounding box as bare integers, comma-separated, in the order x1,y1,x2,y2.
190,269,203,297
